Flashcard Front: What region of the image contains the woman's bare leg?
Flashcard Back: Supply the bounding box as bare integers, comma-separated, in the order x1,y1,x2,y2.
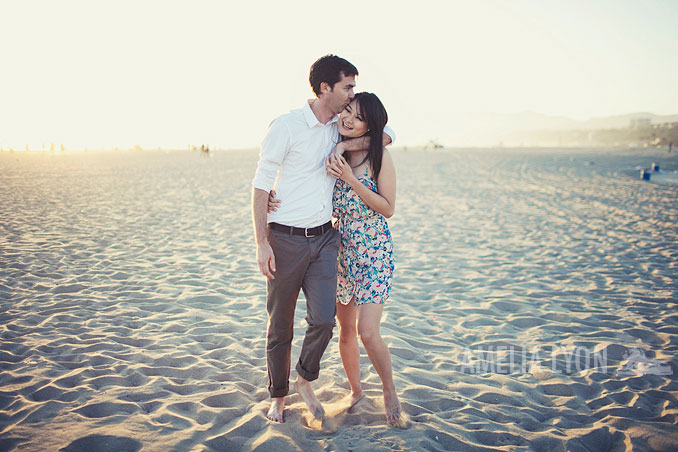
336,300,363,406
357,303,402,425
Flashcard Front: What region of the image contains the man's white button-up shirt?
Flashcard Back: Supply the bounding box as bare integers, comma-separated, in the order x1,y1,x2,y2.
252,101,395,228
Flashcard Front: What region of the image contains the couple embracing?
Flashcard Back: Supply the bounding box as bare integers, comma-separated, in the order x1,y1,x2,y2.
251,55,403,427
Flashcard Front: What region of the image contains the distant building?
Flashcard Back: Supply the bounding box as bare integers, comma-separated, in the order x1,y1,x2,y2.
630,118,651,129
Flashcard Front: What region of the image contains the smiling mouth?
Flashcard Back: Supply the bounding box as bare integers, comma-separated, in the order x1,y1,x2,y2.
342,119,353,130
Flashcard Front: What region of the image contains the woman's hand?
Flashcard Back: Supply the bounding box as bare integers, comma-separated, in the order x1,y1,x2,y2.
329,155,357,184
326,153,341,178
267,189,281,213
325,142,346,176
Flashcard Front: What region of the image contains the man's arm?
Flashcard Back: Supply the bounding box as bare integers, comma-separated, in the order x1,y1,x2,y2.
326,126,394,172
252,188,276,279
338,132,392,153
251,117,289,280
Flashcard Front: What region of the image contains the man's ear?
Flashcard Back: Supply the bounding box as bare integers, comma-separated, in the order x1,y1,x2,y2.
320,81,332,94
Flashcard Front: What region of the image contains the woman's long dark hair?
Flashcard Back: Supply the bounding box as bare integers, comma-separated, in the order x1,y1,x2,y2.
346,92,388,180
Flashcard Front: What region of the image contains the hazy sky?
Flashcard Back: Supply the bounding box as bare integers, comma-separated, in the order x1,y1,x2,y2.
1,0,677,149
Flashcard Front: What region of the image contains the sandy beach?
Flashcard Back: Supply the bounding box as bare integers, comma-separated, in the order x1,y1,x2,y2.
1,147,677,452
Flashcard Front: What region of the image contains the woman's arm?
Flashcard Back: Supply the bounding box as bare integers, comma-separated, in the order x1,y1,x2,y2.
333,150,396,218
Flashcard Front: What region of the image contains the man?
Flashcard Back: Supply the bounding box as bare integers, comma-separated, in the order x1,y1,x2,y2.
251,55,394,423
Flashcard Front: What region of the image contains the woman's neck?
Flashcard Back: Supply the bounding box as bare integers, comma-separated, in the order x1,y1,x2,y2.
346,151,370,175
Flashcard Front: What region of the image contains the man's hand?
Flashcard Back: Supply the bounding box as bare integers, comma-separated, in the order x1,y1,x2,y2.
331,141,346,158
257,241,276,280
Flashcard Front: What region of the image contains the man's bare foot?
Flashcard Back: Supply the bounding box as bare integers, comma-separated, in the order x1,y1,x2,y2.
294,376,325,419
266,397,285,423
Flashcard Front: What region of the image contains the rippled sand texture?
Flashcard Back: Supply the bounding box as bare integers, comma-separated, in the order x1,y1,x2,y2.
1,148,677,452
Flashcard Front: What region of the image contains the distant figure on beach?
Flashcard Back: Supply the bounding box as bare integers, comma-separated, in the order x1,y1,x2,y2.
251,55,394,424
268,93,403,426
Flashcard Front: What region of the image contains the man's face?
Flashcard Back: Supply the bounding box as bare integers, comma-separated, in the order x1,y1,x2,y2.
326,73,356,115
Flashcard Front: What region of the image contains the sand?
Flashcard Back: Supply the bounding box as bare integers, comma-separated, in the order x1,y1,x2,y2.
0,147,676,452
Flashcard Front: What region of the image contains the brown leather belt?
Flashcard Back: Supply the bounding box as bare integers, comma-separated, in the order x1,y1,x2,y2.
269,221,333,237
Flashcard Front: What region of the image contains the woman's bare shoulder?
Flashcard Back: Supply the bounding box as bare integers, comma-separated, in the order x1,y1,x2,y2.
382,148,394,165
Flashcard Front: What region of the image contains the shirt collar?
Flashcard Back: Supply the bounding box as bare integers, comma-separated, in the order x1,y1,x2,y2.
303,100,339,128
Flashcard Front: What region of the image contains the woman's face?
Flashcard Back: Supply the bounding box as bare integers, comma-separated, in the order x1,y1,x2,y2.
338,100,368,138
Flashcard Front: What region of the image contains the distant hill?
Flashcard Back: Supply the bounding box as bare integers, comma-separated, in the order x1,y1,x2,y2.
499,113,678,147
563,112,678,130
466,111,678,131
437,112,678,147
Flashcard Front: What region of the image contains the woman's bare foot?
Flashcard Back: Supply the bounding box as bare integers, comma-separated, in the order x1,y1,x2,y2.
348,390,365,410
383,387,406,427
294,376,325,419
266,397,285,423
386,403,403,426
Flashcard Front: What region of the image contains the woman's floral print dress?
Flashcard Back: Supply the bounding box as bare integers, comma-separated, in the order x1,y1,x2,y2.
333,170,394,306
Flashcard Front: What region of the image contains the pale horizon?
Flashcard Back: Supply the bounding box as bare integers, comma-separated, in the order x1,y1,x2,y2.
1,0,677,150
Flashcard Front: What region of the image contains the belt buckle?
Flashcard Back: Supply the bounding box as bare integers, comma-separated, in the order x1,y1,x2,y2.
304,227,313,238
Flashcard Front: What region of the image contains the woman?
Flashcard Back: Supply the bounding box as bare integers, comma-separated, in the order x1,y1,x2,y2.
327,92,402,426
268,92,402,426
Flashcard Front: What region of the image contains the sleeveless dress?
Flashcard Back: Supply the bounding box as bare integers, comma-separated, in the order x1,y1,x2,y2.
333,168,394,306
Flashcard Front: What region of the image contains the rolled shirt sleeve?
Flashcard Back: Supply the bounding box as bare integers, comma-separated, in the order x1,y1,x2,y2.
252,118,290,192
384,124,396,145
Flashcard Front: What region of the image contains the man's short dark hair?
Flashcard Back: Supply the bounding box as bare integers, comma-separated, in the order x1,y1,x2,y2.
309,55,358,96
